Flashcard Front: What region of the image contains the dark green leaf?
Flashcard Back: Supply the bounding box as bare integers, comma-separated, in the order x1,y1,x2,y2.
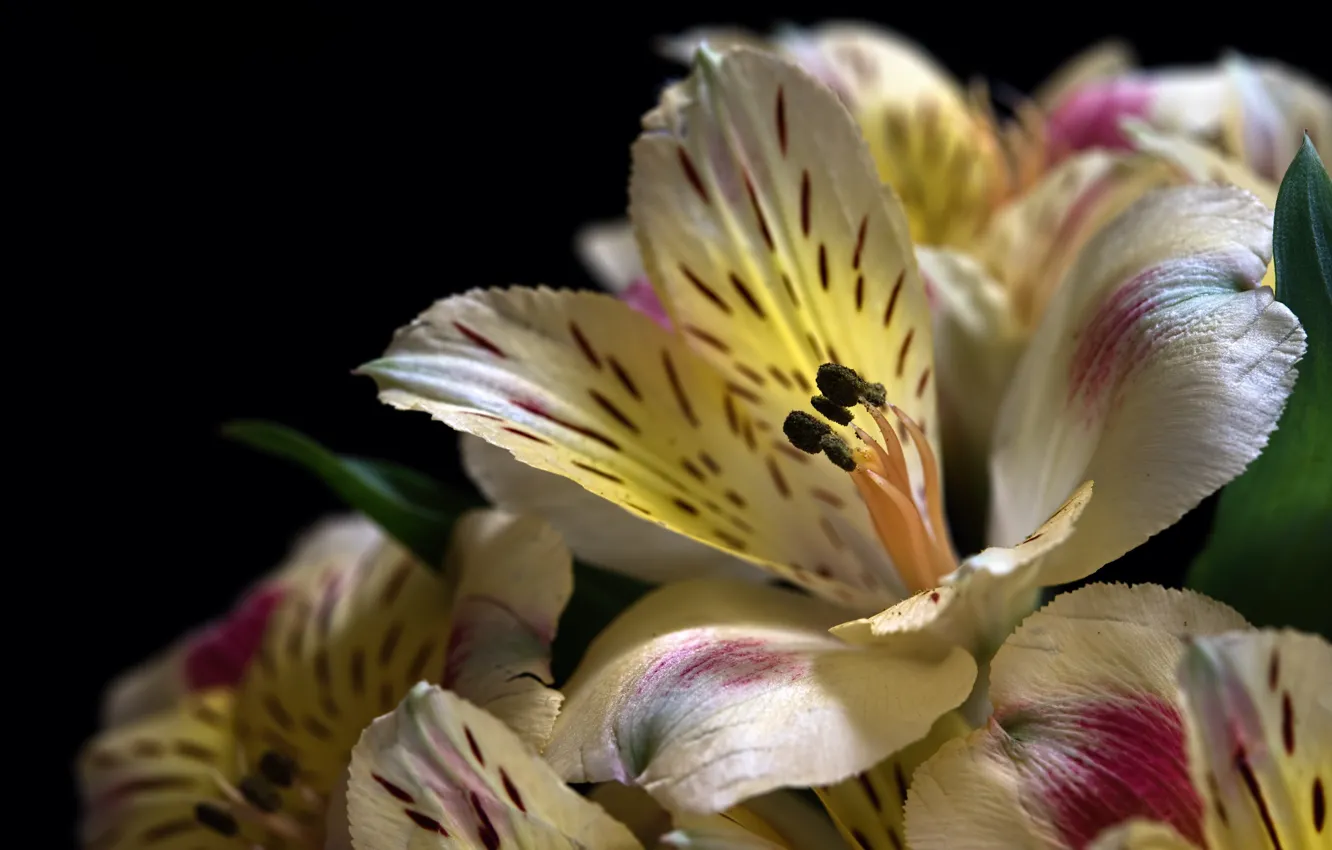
553,561,653,685
223,420,477,567
1187,137,1332,637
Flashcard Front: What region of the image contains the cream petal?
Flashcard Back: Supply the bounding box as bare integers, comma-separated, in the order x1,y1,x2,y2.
1089,820,1201,850
362,285,897,613
988,185,1304,586
1179,630,1332,850
576,219,647,293
832,481,1092,666
1222,54,1332,181
462,435,768,585
916,246,1024,525
904,583,1249,850
1122,121,1279,207
442,509,573,752
545,579,976,814
346,684,643,850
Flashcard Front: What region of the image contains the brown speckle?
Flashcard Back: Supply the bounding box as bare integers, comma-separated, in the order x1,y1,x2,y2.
608,358,641,399
884,269,905,326
678,147,709,204
453,322,506,358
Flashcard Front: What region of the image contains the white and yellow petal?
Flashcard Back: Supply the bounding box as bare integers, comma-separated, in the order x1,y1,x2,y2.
362,286,900,612
544,579,977,815
987,184,1304,587
1221,54,1332,181
231,509,570,822
347,684,643,849
77,690,269,849
1179,630,1332,850
813,710,972,850
462,435,768,585
904,584,1249,850
438,509,573,752
630,46,937,445
1089,820,1202,850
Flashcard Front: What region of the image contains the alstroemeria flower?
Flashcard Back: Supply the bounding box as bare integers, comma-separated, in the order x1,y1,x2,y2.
581,25,1290,507
655,21,1050,249
347,681,862,849
905,583,1331,850
360,46,1303,840
77,509,571,849
363,44,1301,638
1045,50,1331,182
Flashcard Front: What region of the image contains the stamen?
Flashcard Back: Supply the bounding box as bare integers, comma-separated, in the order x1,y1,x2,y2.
195,802,240,836
860,381,886,408
820,433,857,471
811,394,854,425
815,363,864,407
787,364,957,595
259,750,297,788
783,410,830,454
240,775,283,813
891,404,955,563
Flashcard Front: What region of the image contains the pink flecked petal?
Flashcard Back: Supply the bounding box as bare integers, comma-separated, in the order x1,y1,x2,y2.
1002,694,1205,849
182,583,285,691
618,278,674,330
544,579,976,814
1047,79,1155,161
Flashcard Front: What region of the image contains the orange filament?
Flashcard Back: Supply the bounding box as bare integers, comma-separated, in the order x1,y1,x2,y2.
850,406,957,594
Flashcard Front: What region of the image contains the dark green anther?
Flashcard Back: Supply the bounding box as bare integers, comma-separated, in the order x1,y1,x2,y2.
811,395,854,426
815,363,863,407
240,775,283,813
194,802,240,836
258,750,297,788
861,381,887,408
783,410,830,454
820,433,857,471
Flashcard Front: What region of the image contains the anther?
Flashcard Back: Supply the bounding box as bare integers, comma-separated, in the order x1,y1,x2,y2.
240,775,283,813
259,750,297,788
820,433,857,471
784,410,830,454
861,381,886,408
811,395,854,426
195,802,240,836
815,363,864,407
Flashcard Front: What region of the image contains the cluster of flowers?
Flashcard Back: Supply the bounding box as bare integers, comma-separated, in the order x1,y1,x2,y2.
77,22,1330,850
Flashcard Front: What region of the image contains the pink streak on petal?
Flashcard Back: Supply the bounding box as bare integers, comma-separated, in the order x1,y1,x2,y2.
182,585,285,690
1000,695,1205,849
1046,80,1155,162
1066,266,1164,421
636,634,806,696
619,279,673,330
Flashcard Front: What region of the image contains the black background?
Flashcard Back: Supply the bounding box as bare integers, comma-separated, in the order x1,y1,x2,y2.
19,2,1328,841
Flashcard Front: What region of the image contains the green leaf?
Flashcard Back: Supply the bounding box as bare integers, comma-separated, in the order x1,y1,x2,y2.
1187,137,1332,637
553,561,653,685
223,420,478,567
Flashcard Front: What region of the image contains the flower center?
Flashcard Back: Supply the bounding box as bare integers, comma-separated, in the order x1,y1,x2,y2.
192,749,327,848
783,363,957,594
